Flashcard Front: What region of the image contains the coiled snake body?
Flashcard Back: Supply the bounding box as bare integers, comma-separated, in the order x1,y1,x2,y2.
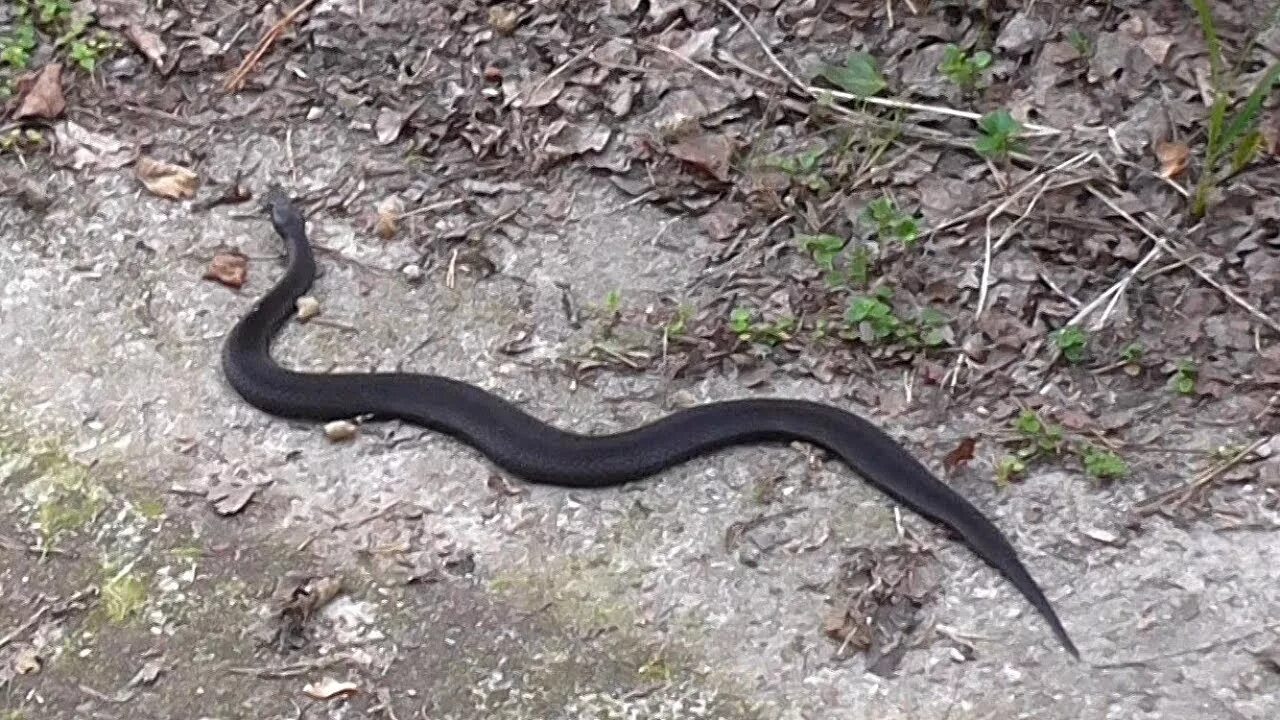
222,186,1078,658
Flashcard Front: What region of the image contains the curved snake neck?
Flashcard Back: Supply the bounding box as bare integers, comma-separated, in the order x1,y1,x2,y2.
221,185,1078,659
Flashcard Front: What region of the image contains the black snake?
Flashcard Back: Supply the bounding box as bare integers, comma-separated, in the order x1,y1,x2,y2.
221,185,1079,658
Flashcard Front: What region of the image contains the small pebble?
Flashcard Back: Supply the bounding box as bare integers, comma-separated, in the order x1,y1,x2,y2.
324,420,359,442
296,296,321,322
402,264,423,283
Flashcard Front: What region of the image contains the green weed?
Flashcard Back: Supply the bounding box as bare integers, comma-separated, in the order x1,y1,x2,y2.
100,565,147,624
844,289,951,348
1188,0,1280,217
974,109,1025,160
1014,409,1065,458
1000,409,1131,485
995,455,1027,486
0,0,115,98
1172,359,1198,395
1053,326,1089,364
1067,29,1092,58
729,306,795,346
819,52,888,97
763,146,830,192
1082,445,1129,481
939,44,993,89
1120,342,1144,376
860,196,921,247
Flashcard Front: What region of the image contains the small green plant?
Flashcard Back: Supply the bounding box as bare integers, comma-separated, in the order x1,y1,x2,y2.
729,307,794,346
0,127,45,153
860,196,921,247
603,289,622,316
1120,342,1144,376
939,44,993,89
844,289,951,348
846,293,900,342
995,455,1027,485
763,146,830,192
1053,326,1089,364
797,232,871,288
36,0,73,24
1189,0,1280,217
664,304,692,337
1067,29,1092,58
974,109,1025,160
1,11,38,73
101,566,147,624
1172,359,1198,395
1,1,116,97
1082,445,1129,481
1014,409,1065,458
819,51,888,97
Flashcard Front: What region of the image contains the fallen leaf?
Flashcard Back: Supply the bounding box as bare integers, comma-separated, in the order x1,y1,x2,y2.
127,659,165,687
670,28,719,62
818,53,887,97
1155,140,1190,179
126,25,167,69
542,121,611,160
14,64,66,120
668,133,733,181
374,107,407,145
206,483,255,515
203,252,248,289
374,196,402,239
943,437,978,473
55,121,133,170
507,73,566,108
135,156,199,200
303,677,360,700
1139,36,1174,65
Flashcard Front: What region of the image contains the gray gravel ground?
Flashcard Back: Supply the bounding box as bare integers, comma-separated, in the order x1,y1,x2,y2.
2,118,1279,719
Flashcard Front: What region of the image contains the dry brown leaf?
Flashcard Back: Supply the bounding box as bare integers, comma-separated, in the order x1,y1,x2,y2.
542,121,611,160
14,64,65,120
204,252,248,288
303,677,360,700
668,133,733,182
126,25,167,68
55,121,133,170
508,73,566,108
1139,36,1174,65
135,156,199,199
1155,140,1190,179
374,196,402,239
943,437,978,474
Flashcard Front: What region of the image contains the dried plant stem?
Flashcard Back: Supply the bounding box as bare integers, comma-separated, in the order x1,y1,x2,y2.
1086,185,1280,335
224,0,322,92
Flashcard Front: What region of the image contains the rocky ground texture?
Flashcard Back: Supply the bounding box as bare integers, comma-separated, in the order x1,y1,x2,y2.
2,1,1280,718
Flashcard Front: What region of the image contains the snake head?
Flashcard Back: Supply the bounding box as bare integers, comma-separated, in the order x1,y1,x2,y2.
261,184,306,237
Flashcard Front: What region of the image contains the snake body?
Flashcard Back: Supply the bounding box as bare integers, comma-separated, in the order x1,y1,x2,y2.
222,186,1078,658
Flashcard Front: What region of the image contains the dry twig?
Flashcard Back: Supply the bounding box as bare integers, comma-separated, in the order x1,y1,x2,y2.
223,0,322,92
